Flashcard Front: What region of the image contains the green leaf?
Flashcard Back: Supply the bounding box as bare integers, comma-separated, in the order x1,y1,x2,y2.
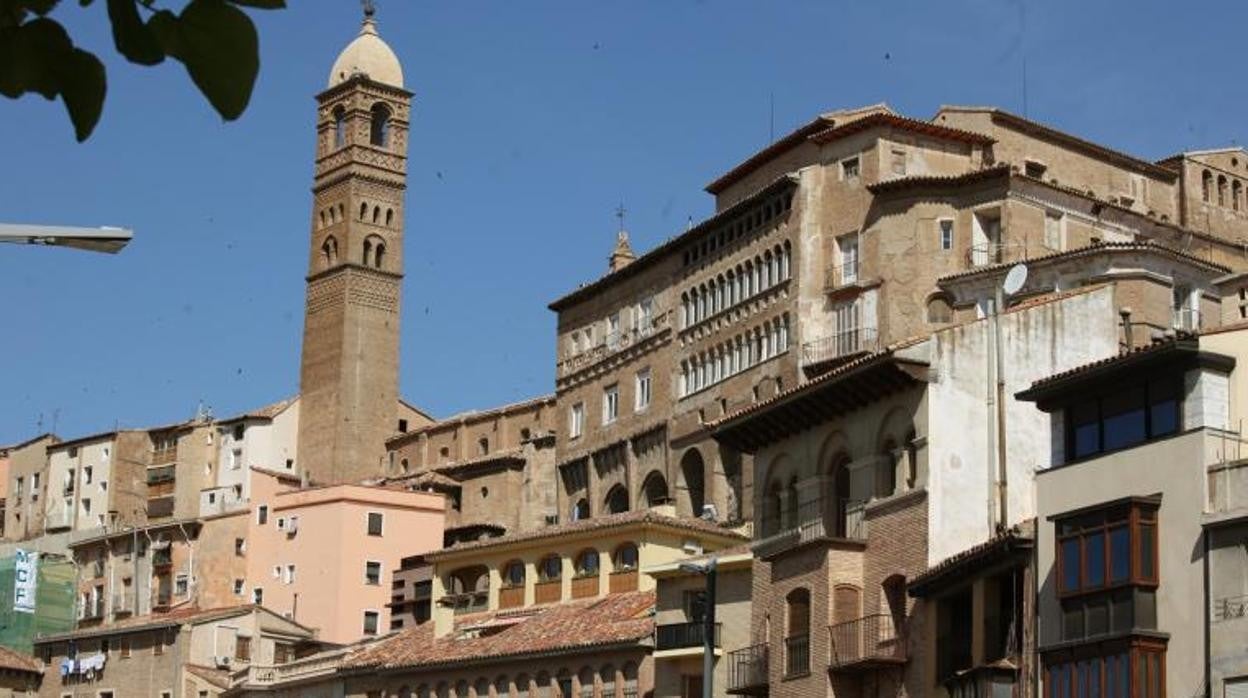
0,17,73,98
54,46,105,140
107,0,164,65
226,0,284,8
20,0,60,15
153,0,259,121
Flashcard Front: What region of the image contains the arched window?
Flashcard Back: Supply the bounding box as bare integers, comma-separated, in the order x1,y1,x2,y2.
832,583,861,623
1202,170,1212,202
763,480,783,537
502,560,525,588
612,542,638,571
495,676,511,698
1218,175,1228,206
605,484,629,514
904,428,918,489
386,208,395,226
515,674,531,698
374,242,386,269
363,239,373,266
641,471,669,507
372,205,381,224
478,437,489,455
926,294,953,324
574,549,600,578
680,292,689,328
826,453,852,538
571,498,589,521
1235,180,1243,212
417,685,430,698
332,106,347,148
621,663,638,697
400,458,409,474
437,682,450,698
539,554,562,582
882,574,908,628
456,680,469,698
781,241,792,279
370,102,391,147
474,678,490,698
360,202,369,220
321,236,338,268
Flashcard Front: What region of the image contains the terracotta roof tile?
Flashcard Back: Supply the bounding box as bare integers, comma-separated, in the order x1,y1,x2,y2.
0,645,41,674
427,510,746,560
909,525,1033,597
809,112,994,148
344,591,656,670
1017,333,1198,398
865,164,1011,195
937,240,1230,284
36,605,258,643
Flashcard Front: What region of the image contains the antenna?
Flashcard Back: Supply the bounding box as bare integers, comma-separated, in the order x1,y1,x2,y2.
362,0,376,19
1002,263,1029,298
769,91,775,144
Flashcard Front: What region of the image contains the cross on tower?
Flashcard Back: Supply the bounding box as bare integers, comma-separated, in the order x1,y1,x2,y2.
362,0,376,19
615,203,627,232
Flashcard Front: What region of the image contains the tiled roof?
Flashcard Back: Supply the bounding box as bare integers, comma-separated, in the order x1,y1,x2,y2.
865,164,1011,195
909,526,1033,597
0,645,41,674
1016,334,1200,399
936,106,1178,180
36,605,258,643
433,447,527,476
427,509,746,560
219,396,296,423
184,663,231,689
387,395,556,448
548,173,799,312
704,115,835,195
709,335,928,431
808,112,994,147
343,591,656,671
937,240,1230,284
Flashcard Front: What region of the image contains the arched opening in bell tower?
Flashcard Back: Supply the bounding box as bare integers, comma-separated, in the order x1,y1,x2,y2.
370,103,391,147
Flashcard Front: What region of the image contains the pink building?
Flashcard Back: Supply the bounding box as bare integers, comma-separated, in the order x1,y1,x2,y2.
244,474,445,644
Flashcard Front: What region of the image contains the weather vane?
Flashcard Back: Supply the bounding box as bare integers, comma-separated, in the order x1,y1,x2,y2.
615,202,626,232
362,0,376,19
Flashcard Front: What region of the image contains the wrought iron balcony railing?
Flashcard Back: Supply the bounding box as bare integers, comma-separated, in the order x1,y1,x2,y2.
1215,595,1247,622
784,633,810,678
727,643,769,694
802,327,879,367
755,496,867,556
655,621,721,651
829,614,906,670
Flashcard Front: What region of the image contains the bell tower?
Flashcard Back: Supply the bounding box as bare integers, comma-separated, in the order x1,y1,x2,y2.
297,6,410,484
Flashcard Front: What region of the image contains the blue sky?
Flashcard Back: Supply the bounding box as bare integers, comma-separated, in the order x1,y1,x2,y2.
2,0,1246,443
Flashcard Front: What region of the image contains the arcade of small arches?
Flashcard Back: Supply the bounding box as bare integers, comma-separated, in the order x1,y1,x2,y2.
758,409,920,539
379,663,641,698
444,542,642,611
680,241,792,330
1201,166,1248,212
331,101,395,150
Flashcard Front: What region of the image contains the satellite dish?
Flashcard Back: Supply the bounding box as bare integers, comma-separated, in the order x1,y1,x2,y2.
1002,263,1029,297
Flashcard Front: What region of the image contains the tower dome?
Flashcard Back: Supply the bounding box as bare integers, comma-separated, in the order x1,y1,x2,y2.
327,11,403,89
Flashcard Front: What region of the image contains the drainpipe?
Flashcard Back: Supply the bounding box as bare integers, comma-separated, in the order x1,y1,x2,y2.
995,285,1009,530
1203,528,1211,698
1120,307,1134,352
987,308,999,534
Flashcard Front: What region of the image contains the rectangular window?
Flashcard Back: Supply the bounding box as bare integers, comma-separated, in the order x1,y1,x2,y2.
233,579,244,595
607,313,621,349
252,587,263,605
635,370,652,411
1064,376,1182,461
837,233,859,285
939,219,954,250
363,610,379,636
284,564,295,584
367,512,384,536
175,574,188,597
635,297,654,331
1045,211,1065,251
234,635,251,662
257,505,268,525
603,384,619,424
120,638,131,658
891,148,907,176
365,560,382,585
841,156,860,182
570,402,585,438
234,538,245,556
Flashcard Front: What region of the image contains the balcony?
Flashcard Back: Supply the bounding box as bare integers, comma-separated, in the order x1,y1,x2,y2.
232,649,349,689
557,312,669,379
609,569,639,594
152,550,173,569
498,585,524,610
824,259,860,290
727,644,769,695
655,621,721,655
755,496,867,558
571,574,600,599
802,327,879,368
45,509,73,532
111,594,132,616
1215,595,1247,622
966,241,1022,268
534,579,562,604
147,464,176,485
829,614,907,671
784,633,810,678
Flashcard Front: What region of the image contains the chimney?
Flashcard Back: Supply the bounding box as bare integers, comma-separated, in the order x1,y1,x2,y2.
608,230,636,273
1119,306,1133,350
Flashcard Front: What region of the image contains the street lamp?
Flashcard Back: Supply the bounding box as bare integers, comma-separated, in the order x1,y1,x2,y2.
0,223,133,254
679,556,718,698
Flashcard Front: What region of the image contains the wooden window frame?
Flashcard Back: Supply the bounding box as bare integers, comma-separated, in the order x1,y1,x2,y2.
1055,501,1159,600
1043,636,1167,698
1062,375,1182,463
